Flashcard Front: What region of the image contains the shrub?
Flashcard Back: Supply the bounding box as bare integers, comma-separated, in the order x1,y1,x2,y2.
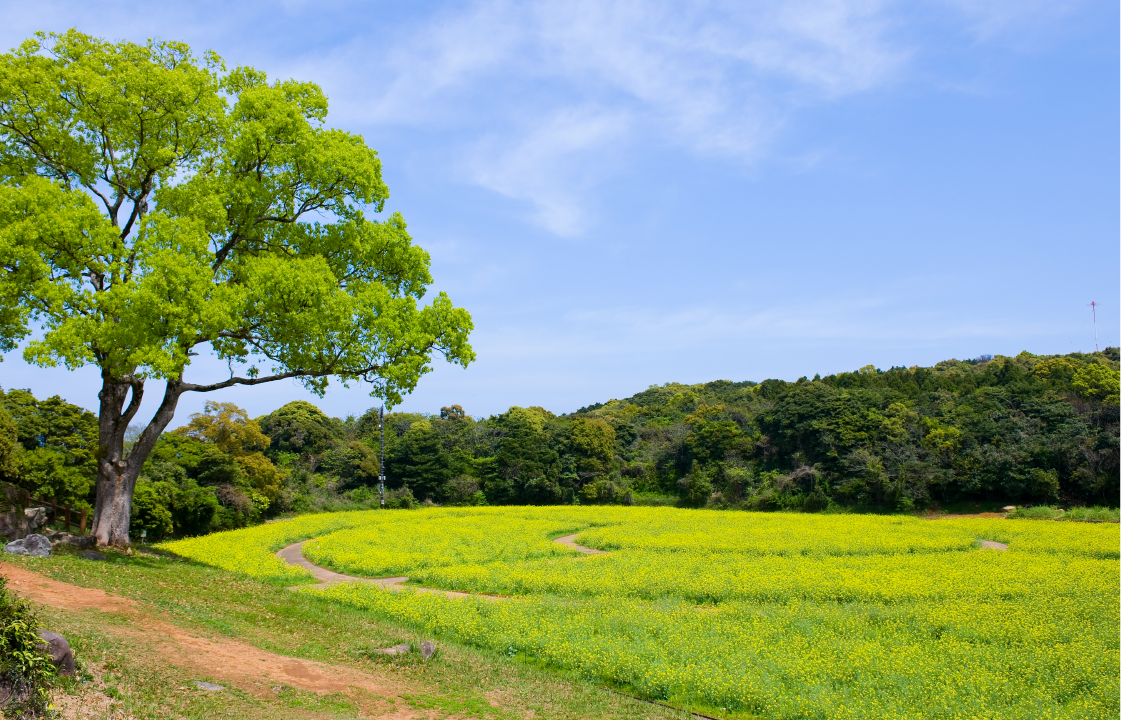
0,576,55,718
443,475,482,505
677,463,714,506
384,487,415,509
130,484,174,542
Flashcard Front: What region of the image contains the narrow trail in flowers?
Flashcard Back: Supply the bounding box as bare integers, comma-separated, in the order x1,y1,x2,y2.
276,533,608,599
553,533,608,554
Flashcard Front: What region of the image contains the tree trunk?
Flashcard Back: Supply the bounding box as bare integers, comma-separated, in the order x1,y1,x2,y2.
90,373,183,547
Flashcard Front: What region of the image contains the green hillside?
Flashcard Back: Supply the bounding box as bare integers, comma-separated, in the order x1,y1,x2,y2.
2,349,1117,541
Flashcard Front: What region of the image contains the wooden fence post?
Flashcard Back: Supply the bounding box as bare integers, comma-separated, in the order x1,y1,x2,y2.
80,508,87,534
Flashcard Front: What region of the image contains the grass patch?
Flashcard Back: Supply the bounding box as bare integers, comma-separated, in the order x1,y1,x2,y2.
1008,505,1120,522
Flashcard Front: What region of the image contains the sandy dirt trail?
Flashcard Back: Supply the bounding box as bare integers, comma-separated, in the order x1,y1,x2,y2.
0,561,417,717
279,533,609,599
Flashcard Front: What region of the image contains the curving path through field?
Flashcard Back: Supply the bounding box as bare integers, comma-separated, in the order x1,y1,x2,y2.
552,533,608,554
278,530,1007,598
276,532,607,598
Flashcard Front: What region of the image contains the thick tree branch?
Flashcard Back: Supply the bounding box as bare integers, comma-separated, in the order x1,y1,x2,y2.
119,375,145,428
180,365,374,394
124,379,184,477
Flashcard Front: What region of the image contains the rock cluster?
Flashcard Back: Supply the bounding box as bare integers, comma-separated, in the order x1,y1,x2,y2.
0,506,49,541
44,530,97,550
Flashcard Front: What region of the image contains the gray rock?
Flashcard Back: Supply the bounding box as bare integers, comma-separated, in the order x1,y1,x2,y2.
0,678,26,709
0,505,47,542
370,643,411,656
420,640,436,661
23,507,47,529
79,551,107,562
65,535,97,550
35,630,75,676
193,681,224,691
4,534,52,557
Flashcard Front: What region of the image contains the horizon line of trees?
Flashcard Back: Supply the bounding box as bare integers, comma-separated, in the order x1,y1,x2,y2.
0,348,1117,541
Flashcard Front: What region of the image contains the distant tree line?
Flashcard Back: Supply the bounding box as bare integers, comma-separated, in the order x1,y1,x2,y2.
0,349,1117,540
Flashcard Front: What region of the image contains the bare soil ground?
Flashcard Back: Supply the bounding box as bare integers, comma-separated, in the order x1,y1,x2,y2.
1,561,417,717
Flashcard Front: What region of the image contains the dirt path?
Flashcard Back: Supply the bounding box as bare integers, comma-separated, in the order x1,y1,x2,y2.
279,531,609,598
553,533,607,554
277,541,500,600
0,561,413,713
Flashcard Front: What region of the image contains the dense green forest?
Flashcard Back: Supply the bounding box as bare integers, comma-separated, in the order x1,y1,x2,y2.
1,349,1117,540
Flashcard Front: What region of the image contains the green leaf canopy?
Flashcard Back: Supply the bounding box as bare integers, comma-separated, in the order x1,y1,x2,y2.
0,29,474,406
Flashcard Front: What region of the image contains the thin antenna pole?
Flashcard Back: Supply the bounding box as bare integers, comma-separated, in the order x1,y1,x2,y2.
378,406,385,509
1089,301,1099,352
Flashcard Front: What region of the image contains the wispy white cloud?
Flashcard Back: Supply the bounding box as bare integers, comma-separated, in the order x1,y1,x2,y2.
311,0,915,233
466,107,630,235
0,0,1086,236
934,0,1085,42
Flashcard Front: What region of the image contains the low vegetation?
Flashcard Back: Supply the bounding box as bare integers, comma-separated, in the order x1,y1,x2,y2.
0,575,56,718
161,506,1121,719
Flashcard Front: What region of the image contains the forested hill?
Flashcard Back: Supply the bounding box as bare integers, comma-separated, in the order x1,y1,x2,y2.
563,349,1120,510
1,349,1118,541
311,348,1120,512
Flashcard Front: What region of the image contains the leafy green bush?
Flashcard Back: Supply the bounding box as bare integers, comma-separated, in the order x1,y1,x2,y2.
130,484,174,541
384,487,415,509
0,576,55,718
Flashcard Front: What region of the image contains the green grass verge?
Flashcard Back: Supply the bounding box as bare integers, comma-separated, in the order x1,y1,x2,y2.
2,546,684,720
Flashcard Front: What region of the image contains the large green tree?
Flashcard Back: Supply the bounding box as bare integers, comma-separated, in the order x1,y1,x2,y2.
0,31,474,545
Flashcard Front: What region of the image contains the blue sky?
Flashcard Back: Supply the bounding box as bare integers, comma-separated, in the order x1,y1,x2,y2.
0,0,1118,425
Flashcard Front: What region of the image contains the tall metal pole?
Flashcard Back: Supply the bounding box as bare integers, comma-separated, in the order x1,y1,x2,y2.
378,406,385,508
1089,301,1099,352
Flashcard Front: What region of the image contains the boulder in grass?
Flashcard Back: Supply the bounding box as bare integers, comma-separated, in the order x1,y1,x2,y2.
4,534,51,557
0,679,27,710
420,640,436,661
66,535,97,550
370,643,411,656
34,631,75,676
79,551,107,562
193,681,224,691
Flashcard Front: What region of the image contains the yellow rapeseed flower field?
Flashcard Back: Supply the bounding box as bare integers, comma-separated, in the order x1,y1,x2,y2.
160,507,1120,719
